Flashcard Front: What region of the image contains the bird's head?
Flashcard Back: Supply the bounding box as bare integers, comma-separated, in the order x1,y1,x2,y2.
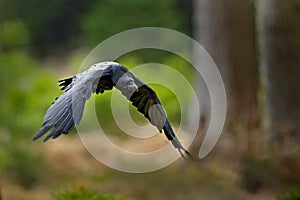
114,73,138,98
111,64,139,97
90,61,120,72
90,61,138,96
115,73,138,91
89,61,124,79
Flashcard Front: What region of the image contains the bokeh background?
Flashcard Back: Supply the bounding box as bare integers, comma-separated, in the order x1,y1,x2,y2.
0,0,300,199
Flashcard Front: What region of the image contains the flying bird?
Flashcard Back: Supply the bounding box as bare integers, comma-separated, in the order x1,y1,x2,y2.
34,62,198,160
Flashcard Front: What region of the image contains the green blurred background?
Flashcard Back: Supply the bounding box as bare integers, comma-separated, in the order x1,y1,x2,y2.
0,0,300,199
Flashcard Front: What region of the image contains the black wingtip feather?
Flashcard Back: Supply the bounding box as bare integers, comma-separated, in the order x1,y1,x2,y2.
58,77,73,91
172,139,203,163
164,121,202,163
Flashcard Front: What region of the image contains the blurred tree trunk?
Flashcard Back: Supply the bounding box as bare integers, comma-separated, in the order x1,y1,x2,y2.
257,0,300,182
193,0,262,158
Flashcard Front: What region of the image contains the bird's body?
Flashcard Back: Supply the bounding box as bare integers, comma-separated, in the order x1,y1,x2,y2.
34,62,197,160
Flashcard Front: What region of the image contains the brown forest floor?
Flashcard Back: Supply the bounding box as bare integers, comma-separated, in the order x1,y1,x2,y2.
1,135,277,200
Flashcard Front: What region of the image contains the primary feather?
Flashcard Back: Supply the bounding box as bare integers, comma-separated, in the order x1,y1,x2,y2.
34,61,198,160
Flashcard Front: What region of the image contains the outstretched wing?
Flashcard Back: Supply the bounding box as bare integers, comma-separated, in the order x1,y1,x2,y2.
115,72,197,159
33,77,93,142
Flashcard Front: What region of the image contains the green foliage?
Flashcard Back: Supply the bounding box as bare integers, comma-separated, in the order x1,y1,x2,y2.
0,20,30,48
0,0,88,54
0,0,189,55
0,51,58,139
0,141,44,188
81,0,188,47
0,20,58,138
278,187,300,200
53,187,124,200
0,17,52,189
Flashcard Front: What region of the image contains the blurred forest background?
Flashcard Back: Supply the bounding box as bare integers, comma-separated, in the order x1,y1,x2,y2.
0,0,299,199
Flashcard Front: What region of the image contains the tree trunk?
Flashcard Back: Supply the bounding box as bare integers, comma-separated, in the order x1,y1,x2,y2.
193,0,261,157
257,0,300,183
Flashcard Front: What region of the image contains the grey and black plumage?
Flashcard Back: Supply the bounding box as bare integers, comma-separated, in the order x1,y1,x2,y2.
33,62,198,160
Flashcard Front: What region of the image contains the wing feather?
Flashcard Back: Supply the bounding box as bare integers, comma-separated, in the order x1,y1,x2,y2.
58,77,75,91
33,81,92,141
34,63,112,142
116,72,200,160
